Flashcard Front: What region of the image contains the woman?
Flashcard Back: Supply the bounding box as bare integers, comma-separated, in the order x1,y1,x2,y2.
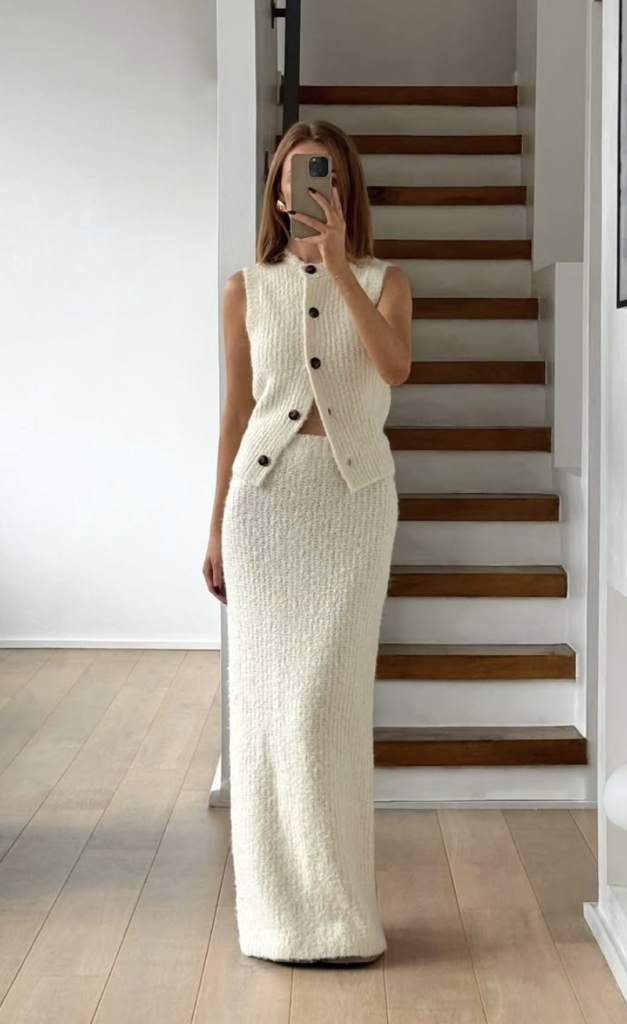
204,120,413,966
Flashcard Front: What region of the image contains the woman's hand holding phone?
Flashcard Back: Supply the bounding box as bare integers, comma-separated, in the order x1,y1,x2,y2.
290,185,350,281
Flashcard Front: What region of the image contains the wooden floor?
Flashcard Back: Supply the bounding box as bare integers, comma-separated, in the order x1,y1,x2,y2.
0,647,625,1023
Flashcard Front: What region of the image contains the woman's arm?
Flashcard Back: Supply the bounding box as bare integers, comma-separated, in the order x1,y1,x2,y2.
334,263,413,386
204,270,254,602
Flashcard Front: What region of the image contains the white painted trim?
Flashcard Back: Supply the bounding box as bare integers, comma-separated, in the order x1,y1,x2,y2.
0,640,222,649
584,888,627,1006
209,754,230,807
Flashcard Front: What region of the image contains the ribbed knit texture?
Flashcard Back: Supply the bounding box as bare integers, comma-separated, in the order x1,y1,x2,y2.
222,431,399,961
230,249,397,492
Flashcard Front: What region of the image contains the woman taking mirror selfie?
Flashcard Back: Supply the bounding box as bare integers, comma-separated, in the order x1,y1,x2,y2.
204,120,413,966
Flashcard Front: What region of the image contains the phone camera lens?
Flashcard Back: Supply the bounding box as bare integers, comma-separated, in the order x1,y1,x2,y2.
308,155,329,178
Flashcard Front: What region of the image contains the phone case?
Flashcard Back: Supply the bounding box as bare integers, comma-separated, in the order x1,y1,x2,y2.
289,153,333,239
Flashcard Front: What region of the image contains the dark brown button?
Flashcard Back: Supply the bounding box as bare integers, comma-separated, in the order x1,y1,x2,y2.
310,357,321,368
308,307,320,318
288,409,300,420
305,264,317,274
258,455,270,466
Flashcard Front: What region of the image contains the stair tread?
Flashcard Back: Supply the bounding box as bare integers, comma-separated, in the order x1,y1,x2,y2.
388,565,567,598
398,491,558,497
412,297,538,319
378,642,575,655
406,360,545,384
388,426,551,451
397,492,559,522
375,239,532,259
369,186,527,205
276,133,522,154
373,725,587,766
375,724,582,740
376,643,576,680
296,85,519,106
352,134,523,154
390,564,566,574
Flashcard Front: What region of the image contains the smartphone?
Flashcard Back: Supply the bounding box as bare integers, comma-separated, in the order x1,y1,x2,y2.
289,153,333,239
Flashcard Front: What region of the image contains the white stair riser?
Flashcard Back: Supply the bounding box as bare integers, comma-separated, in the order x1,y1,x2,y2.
393,451,554,493
300,104,518,135
372,205,527,239
411,320,540,360
362,153,522,186
382,598,567,644
374,679,577,728
388,258,531,296
374,765,589,805
390,383,547,426
393,522,561,567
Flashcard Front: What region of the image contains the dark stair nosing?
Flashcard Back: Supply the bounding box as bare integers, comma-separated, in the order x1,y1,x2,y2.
376,643,576,680
373,725,587,767
386,425,552,451
275,134,523,155
374,239,532,260
405,360,545,385
412,297,538,320
387,564,568,599
397,493,560,522
368,185,527,206
293,85,519,106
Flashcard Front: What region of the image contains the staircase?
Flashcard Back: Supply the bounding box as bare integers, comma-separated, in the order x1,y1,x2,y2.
279,84,587,805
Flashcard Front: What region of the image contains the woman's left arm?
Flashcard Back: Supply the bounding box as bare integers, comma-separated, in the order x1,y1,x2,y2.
291,184,413,386
334,262,413,385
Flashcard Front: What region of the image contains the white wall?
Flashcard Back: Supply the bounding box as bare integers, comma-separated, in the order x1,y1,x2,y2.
300,0,517,86
0,1,220,647
212,0,281,805
516,0,588,271
515,0,537,244
599,0,627,893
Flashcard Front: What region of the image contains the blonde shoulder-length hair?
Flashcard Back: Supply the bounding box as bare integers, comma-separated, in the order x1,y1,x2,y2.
256,120,375,267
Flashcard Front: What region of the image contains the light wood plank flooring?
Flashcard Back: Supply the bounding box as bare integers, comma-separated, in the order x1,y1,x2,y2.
0,648,623,1024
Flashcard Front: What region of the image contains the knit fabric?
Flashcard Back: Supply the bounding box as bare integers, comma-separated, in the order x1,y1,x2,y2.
221,431,399,961
230,249,397,492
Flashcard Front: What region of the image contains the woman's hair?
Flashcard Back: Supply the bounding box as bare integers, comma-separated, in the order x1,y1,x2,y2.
256,120,374,266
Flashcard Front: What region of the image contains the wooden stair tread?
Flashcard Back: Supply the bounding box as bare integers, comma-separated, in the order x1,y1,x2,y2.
377,643,576,680
397,493,559,522
390,564,565,575
373,725,587,766
388,565,567,598
353,135,522,155
276,134,522,155
295,85,519,106
379,642,574,654
406,361,545,384
387,426,551,451
412,297,538,319
368,185,527,205
375,239,532,259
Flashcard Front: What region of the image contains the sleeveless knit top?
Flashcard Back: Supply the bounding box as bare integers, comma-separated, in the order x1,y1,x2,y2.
230,248,397,492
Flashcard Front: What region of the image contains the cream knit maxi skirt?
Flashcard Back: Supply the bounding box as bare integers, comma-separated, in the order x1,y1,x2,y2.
221,431,399,962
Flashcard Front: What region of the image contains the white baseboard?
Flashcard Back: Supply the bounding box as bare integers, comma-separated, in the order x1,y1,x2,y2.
584,889,627,1008
208,755,230,808
0,640,221,649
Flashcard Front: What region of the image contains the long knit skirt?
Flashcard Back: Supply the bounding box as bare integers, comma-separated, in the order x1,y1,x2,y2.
221,431,399,962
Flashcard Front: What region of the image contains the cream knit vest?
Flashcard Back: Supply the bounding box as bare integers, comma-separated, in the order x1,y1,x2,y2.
230,248,397,492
